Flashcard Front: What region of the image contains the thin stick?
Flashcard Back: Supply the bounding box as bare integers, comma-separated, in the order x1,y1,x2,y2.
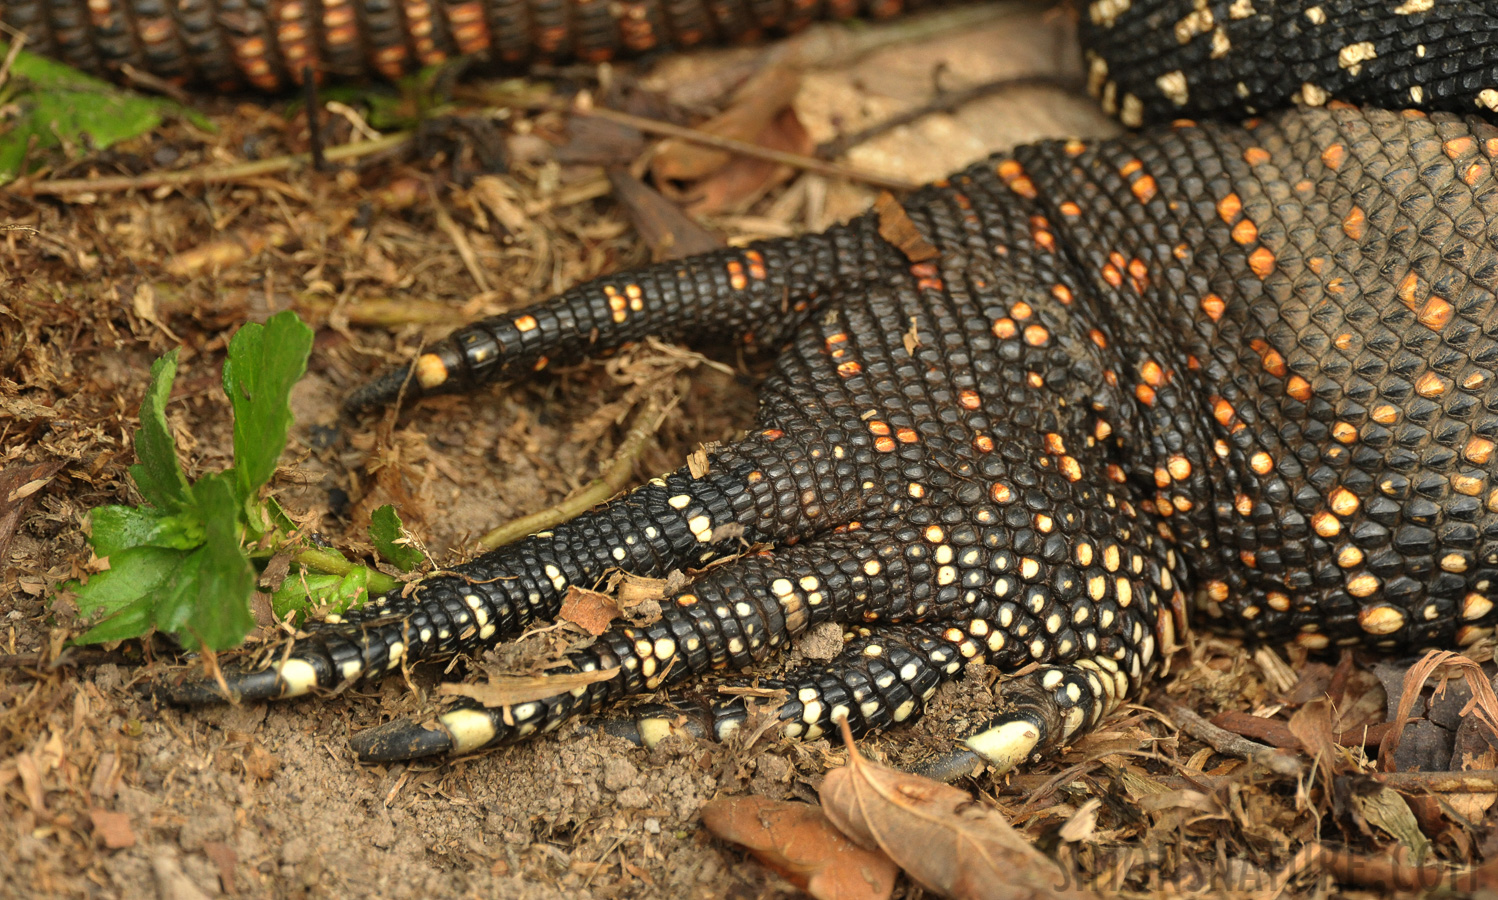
295,547,402,594
19,131,412,197
573,105,920,192
479,394,673,550
1157,697,1306,777
1367,769,1498,793
816,74,1082,159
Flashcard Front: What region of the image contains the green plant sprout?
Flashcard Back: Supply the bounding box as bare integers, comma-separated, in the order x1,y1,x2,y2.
64,310,427,650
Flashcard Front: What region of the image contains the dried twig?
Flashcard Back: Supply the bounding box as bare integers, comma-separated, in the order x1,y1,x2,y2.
572,104,920,192
1157,697,1306,777
816,74,1082,159
19,131,412,196
478,393,674,550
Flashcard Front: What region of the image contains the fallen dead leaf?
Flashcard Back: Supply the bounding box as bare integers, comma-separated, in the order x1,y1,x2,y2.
820,721,1094,900
1348,783,1430,859
438,667,620,707
702,795,898,900
606,167,723,262
1381,650,1498,771
683,108,813,215
558,585,623,636
651,65,804,182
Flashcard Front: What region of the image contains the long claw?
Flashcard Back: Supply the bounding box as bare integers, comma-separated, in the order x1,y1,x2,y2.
349,718,456,762
159,661,323,705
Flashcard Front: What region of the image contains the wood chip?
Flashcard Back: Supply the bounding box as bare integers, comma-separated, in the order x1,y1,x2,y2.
558,585,623,636
90,808,136,849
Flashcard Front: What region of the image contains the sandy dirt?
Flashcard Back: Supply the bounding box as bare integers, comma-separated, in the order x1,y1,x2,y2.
3,4,1487,898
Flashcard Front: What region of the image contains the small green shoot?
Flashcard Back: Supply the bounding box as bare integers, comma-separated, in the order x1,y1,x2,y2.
370,504,426,571
0,43,211,184
65,311,417,650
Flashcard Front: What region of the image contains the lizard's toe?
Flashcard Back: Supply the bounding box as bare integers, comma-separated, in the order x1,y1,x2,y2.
350,715,460,762
160,658,328,705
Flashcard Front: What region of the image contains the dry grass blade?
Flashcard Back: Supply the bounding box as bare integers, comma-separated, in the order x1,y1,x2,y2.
820,720,1096,900
701,795,898,900
478,393,674,550
437,667,619,707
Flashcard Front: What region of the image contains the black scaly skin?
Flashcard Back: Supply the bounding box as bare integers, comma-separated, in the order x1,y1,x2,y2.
7,0,1498,115
169,116,1498,767
0,0,933,91
114,3,1496,769
1078,0,1498,125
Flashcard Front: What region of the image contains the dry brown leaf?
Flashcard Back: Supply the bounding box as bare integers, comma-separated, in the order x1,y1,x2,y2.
651,65,804,182
820,721,1094,900
1349,785,1430,859
902,317,921,356
687,447,712,479
1380,650,1498,770
1447,717,1498,819
438,667,619,707
683,108,813,216
90,808,136,849
616,570,690,605
701,795,898,900
606,167,723,262
1287,697,1337,788
558,585,622,636
875,192,940,262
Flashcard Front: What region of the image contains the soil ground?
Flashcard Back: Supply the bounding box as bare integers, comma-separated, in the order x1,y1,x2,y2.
2,4,1492,898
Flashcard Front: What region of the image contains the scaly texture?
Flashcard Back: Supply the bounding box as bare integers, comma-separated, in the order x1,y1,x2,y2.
166,100,1498,767
31,0,1495,770
1078,0,1498,124
5,0,1498,124
0,0,934,91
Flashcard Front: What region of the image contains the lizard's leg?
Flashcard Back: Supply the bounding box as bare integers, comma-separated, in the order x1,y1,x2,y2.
600,622,970,750
346,488,1186,764
163,210,909,704
162,437,819,704
344,221,891,413
610,623,1179,776
346,530,930,761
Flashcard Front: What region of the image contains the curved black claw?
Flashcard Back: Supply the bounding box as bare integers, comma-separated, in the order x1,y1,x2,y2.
341,363,417,415
350,717,457,762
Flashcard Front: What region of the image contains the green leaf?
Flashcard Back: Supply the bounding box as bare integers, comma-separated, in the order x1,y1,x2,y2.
271,566,370,624
129,349,193,512
0,44,208,184
222,311,315,503
369,504,425,571
178,472,258,650
69,544,190,644
89,505,206,556
75,593,159,645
